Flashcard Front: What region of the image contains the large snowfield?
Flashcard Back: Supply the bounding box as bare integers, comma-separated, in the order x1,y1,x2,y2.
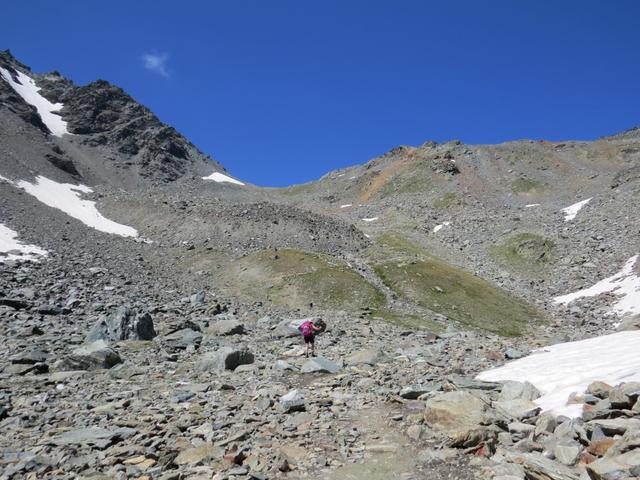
0,67,69,137
0,223,48,263
477,330,640,418
202,171,245,185
1,175,138,237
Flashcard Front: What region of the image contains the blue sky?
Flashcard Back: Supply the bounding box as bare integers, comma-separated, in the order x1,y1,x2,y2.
3,1,639,186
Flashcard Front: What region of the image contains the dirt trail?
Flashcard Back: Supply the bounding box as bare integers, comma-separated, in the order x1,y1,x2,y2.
315,406,417,480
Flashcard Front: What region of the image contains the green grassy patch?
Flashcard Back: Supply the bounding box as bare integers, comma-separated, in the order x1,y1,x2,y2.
491,233,556,271
511,177,545,193
225,249,385,312
368,234,543,336
376,170,433,199
373,259,542,336
434,192,462,209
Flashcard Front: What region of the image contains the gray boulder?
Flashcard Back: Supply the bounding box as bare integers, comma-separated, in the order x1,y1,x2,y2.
207,318,245,336
493,399,541,420
54,340,122,371
197,347,254,372
345,348,387,366
162,328,203,351
609,382,640,409
86,306,156,343
424,391,488,435
499,381,541,401
50,426,137,449
300,357,341,374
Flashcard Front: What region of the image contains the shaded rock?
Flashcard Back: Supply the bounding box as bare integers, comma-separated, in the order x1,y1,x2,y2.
50,426,136,449
196,347,254,372
494,399,541,420
279,389,306,413
505,348,525,359
534,412,557,437
206,318,245,336
161,328,203,351
86,306,156,342
10,349,48,364
587,381,613,399
586,418,640,436
400,383,442,399
609,382,640,409
54,340,122,371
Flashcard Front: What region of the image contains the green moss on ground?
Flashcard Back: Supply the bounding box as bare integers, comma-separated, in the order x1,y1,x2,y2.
511,177,545,193
225,249,385,312
491,233,556,271
434,192,462,209
370,234,544,336
376,170,433,199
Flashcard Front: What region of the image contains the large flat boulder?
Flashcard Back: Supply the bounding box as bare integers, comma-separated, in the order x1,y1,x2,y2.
345,348,387,366
196,347,254,372
206,318,245,336
54,340,122,371
424,391,488,435
300,357,341,374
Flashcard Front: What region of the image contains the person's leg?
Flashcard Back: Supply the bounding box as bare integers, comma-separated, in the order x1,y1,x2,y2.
310,335,315,356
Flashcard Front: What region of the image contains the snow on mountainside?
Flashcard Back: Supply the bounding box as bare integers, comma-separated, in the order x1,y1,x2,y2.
0,66,69,137
0,223,48,263
555,254,640,317
0,174,137,237
477,330,640,418
202,171,245,185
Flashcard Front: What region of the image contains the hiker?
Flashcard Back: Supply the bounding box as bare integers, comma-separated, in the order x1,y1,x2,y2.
299,318,323,357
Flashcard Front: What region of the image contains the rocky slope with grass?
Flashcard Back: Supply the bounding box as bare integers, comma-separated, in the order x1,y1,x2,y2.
1,50,639,479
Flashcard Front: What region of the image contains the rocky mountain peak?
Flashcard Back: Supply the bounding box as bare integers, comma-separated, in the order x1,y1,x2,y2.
0,52,225,188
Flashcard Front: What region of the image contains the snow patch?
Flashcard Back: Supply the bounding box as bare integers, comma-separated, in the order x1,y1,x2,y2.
362,217,378,222
340,204,352,208
525,204,540,208
561,198,591,221
202,172,245,185
0,223,48,263
3,175,137,237
433,221,451,233
477,331,640,418
554,255,640,317
0,67,69,137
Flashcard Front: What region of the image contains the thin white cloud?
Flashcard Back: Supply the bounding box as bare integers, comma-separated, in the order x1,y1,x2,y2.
141,52,170,78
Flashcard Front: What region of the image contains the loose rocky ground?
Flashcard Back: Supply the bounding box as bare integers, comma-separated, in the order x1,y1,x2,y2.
2,49,639,479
